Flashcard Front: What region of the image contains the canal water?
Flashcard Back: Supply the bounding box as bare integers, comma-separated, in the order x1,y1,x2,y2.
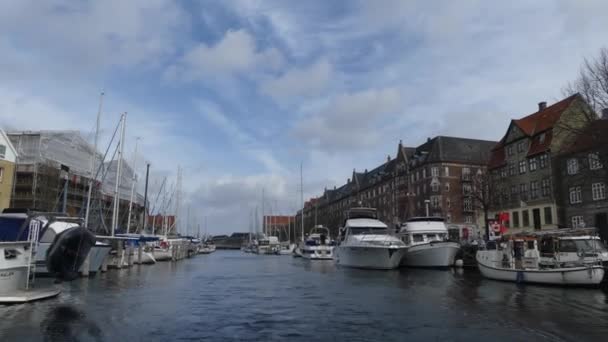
1,251,607,341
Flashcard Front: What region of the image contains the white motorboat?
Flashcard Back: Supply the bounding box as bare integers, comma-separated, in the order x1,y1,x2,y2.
278,243,296,255
300,226,334,260
334,208,407,270
477,236,605,286
0,211,110,275
0,219,60,303
399,217,460,267
253,236,273,255
200,240,217,254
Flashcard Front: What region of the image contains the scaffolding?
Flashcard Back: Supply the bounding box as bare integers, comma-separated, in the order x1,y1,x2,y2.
8,131,144,234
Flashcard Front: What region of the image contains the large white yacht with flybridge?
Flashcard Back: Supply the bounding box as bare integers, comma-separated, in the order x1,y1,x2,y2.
334,208,407,269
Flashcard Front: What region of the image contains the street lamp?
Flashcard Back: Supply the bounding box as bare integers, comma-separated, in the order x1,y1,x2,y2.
424,199,430,217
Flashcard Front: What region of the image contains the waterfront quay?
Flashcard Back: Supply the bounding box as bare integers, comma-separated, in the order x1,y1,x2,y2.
1,250,607,342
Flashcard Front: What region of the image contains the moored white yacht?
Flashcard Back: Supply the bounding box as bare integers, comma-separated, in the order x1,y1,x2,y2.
334,208,407,270
477,235,605,286
300,225,334,260
399,217,460,267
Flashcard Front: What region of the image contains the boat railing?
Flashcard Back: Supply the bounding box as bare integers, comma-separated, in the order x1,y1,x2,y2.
26,219,41,290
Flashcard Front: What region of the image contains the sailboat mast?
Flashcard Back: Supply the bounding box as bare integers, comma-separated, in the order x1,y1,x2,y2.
261,188,265,236
84,91,104,228
111,112,127,237
300,162,304,242
126,137,140,234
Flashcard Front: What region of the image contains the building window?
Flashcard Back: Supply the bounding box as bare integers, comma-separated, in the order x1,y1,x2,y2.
539,154,548,168
0,167,3,183
511,185,518,200
411,174,415,184
519,160,526,174
522,210,529,227
500,167,507,178
507,145,514,156
431,196,440,209
446,198,451,209
465,215,473,224
589,152,603,170
539,133,546,143
431,183,438,192
592,183,606,200
446,213,452,223
462,184,472,195
512,211,520,228
416,171,420,181
520,183,528,201
569,186,582,204
508,163,515,176
530,181,539,199
463,198,472,211
0,144,5,159
571,216,585,228
567,158,579,175
541,178,551,197
544,207,552,225
529,158,537,171
431,167,439,177
445,183,450,192
444,166,449,176
422,168,426,178
518,141,526,153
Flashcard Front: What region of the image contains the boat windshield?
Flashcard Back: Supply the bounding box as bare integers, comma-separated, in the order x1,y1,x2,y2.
350,227,388,235
573,239,608,253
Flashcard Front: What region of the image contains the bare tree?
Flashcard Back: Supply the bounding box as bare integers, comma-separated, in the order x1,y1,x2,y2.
563,47,608,113
468,169,496,240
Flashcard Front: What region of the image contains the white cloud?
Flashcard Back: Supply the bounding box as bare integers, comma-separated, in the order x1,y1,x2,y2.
260,59,332,103
167,29,284,81
293,88,402,152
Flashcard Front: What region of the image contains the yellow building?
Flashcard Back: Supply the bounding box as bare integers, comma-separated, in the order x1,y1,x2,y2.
0,129,18,211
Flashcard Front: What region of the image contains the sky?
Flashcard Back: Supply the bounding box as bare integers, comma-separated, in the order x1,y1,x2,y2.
1,0,608,235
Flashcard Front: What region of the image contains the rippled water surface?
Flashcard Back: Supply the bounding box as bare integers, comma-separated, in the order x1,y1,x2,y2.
1,251,607,341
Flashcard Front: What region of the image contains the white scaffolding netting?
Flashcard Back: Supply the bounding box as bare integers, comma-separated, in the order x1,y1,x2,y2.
8,131,143,205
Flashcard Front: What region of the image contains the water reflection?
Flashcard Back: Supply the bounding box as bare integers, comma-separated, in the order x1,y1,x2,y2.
0,251,606,341
40,305,102,342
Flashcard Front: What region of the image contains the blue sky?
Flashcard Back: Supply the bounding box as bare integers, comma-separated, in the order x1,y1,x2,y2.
1,0,608,234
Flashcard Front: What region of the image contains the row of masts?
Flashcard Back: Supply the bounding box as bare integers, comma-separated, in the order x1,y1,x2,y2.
82,92,188,237
247,163,306,243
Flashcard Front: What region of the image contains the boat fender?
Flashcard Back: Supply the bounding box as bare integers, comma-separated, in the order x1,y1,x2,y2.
46,226,96,281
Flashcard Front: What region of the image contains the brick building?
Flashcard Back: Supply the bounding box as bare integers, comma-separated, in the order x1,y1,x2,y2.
263,215,295,241
488,94,593,231
295,142,414,239
295,137,494,240
407,136,496,238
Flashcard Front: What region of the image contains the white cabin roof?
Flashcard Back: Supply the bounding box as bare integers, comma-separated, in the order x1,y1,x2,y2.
400,219,447,234
345,218,387,228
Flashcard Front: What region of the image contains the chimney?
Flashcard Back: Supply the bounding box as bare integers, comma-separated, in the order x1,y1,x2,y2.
427,137,431,142
347,178,350,183
538,101,547,111
387,155,391,162
602,108,608,120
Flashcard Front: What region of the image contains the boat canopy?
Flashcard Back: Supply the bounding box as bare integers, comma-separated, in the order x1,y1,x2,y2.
345,218,387,228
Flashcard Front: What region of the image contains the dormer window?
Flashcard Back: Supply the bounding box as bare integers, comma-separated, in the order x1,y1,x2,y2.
539,133,546,143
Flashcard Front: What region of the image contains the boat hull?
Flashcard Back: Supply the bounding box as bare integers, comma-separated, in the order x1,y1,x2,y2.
153,248,172,261
402,242,460,267
477,252,605,286
36,243,111,274
301,245,334,260
335,246,406,270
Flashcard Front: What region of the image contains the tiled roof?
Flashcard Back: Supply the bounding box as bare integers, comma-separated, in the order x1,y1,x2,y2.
411,136,496,166
513,94,578,136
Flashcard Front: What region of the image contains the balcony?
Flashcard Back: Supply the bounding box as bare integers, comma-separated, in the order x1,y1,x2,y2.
461,173,471,181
